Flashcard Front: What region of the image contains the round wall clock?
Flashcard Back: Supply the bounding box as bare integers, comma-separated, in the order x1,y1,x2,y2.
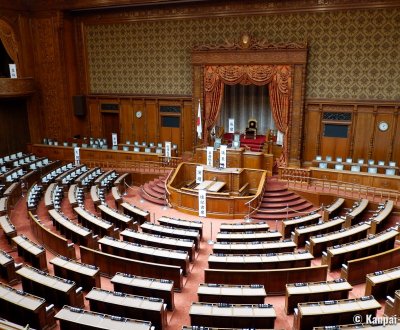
136,111,142,118
378,121,389,132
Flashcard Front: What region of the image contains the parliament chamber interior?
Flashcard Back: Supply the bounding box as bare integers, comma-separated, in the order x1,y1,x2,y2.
0,0,400,329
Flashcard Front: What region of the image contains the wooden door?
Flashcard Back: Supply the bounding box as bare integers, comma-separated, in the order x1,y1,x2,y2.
101,113,120,146
320,123,350,160
159,114,181,152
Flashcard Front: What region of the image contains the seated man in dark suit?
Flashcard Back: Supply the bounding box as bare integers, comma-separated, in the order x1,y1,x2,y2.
245,119,257,139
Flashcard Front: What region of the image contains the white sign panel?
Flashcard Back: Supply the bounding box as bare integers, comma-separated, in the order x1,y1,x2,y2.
112,133,118,146
196,165,204,184
74,147,80,165
228,118,235,133
276,130,284,146
9,64,17,78
165,141,172,158
219,145,227,168
206,146,214,167
198,189,207,217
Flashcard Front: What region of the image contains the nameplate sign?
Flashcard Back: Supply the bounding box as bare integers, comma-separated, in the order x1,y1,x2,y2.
112,133,118,146
228,118,235,133
220,145,227,168
74,147,80,166
198,189,207,217
206,146,214,167
165,141,172,158
9,64,17,78
196,165,204,184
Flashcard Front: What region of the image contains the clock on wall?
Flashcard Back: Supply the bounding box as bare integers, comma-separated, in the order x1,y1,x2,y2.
378,121,389,132
136,111,142,118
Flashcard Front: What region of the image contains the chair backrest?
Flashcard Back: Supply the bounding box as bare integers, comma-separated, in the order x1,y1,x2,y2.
134,147,140,152
336,157,342,162
82,143,87,148
134,141,139,146
233,134,240,142
325,156,332,161
319,162,328,169
346,158,353,163
214,138,221,149
367,167,378,174
149,142,155,147
144,148,151,153
316,155,322,161
368,159,375,165
155,148,162,154
122,146,129,151
385,168,396,175
126,140,130,144
351,165,361,172
233,141,240,148
378,160,385,166
157,143,163,147
357,159,364,164
248,119,257,129
389,161,396,167
335,164,344,170
112,146,118,150
142,142,147,146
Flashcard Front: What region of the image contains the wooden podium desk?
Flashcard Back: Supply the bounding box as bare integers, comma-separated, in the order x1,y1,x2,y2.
368,200,394,234
98,204,137,230
0,196,9,215
322,228,398,270
158,216,203,239
74,206,118,239
111,272,175,310
282,212,321,238
197,283,266,304
323,198,345,218
121,228,196,262
98,236,190,276
365,266,400,299
121,202,150,225
50,255,101,291
16,265,84,308
12,235,47,271
213,240,296,255
216,230,282,243
0,281,56,330
285,279,352,314
141,221,201,250
307,222,370,257
0,249,17,284
189,302,276,329
220,221,270,232
208,251,313,270
55,305,153,330
343,199,369,227
293,296,381,330
85,287,167,330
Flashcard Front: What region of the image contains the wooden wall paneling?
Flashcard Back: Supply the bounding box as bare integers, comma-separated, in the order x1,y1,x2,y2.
182,100,193,153
87,98,102,137
391,107,400,163
133,99,145,143
303,105,321,163
352,105,374,162
145,99,158,145
372,106,396,163
119,98,134,143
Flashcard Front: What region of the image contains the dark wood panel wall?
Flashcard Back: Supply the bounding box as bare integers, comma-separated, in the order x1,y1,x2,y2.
303,99,400,166
87,95,193,153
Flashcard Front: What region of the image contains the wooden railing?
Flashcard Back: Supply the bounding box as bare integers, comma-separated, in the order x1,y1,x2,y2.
278,167,400,205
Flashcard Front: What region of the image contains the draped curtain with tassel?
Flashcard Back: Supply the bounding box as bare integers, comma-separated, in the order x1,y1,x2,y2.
203,65,292,165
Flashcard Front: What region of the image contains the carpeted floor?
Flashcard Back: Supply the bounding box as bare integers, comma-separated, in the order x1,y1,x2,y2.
1,182,398,330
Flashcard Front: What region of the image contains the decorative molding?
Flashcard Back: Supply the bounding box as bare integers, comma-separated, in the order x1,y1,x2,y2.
0,78,35,98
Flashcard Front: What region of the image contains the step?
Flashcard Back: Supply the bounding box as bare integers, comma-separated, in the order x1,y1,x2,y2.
140,190,167,205
143,183,164,199
263,194,301,203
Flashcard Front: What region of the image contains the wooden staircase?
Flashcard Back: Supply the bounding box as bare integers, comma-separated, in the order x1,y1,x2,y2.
252,179,317,221
140,176,168,206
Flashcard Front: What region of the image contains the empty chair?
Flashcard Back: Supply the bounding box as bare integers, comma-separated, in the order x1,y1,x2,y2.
214,138,221,149
122,146,129,151
72,143,78,147
126,140,131,144
134,141,139,146
368,167,378,174
134,147,140,152
334,164,344,170
378,160,385,166
157,143,163,147
112,145,118,150
325,156,332,161
315,155,322,161
144,147,151,153
155,148,162,154
389,161,396,167
357,159,364,164
336,157,342,162
319,162,328,169
345,158,352,163
233,141,240,148
149,142,155,147
172,144,178,149
82,143,88,148
351,165,361,172
142,142,147,146
233,133,240,142
368,159,375,165
245,118,257,139
101,145,108,149
63,142,68,147
385,168,396,175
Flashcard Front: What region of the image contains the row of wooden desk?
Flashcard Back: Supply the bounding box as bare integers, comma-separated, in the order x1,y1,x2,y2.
208,251,313,270
365,265,400,299
197,283,266,304
219,221,269,232
0,215,17,244
0,281,56,330
216,230,282,242
281,212,321,238
121,228,196,262
212,239,296,254
0,249,17,284
74,206,119,238
85,287,167,330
